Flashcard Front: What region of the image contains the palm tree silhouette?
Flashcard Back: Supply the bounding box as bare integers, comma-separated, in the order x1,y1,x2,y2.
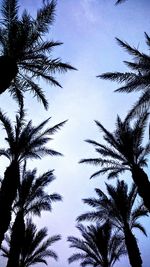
4,166,61,267
79,111,150,211
68,221,126,267
77,181,147,267
0,103,66,246
0,0,76,108
2,218,61,267
98,35,150,119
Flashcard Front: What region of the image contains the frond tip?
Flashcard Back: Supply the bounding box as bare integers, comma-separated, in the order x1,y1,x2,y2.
115,0,127,4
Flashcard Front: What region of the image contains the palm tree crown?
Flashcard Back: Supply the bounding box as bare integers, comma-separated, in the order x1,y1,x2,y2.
0,103,65,246
79,111,150,211
15,166,62,217
68,221,126,267
3,165,62,267
0,0,76,108
0,104,66,163
2,218,61,267
80,112,149,179
77,181,147,235
98,35,150,118
77,180,147,267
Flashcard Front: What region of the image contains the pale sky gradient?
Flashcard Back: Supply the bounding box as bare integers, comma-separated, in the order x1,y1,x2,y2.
0,0,150,267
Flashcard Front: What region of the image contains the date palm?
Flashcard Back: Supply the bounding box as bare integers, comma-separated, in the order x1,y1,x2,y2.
68,221,126,267
5,166,62,267
2,218,61,267
0,104,66,246
77,180,147,267
0,0,75,108
98,35,150,119
79,111,150,211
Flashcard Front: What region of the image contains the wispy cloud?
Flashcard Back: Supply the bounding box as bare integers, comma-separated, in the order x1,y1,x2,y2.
74,0,99,27
81,0,98,23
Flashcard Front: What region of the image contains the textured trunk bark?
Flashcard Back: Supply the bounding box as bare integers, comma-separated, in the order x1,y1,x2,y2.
7,211,25,267
132,165,150,212
124,224,142,267
0,161,20,247
0,55,18,93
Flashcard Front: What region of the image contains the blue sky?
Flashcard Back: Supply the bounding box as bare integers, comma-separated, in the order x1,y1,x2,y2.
0,0,150,267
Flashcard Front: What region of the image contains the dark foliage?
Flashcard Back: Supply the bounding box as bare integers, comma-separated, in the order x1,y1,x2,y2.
68,221,126,267
77,180,147,267
0,0,76,108
98,35,150,118
0,104,65,246
2,166,62,267
79,111,150,211
2,218,61,267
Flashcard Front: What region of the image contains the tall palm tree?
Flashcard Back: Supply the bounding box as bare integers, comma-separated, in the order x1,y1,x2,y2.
77,181,147,267
68,221,126,267
98,35,150,119
79,111,150,211
5,166,62,267
0,104,66,246
0,0,76,108
2,218,61,267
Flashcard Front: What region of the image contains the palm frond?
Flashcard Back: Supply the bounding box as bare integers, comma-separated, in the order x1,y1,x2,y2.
41,119,67,136
98,72,137,86
68,253,86,264
145,32,150,47
77,211,106,223
1,0,19,26
0,109,14,143
125,91,150,120
9,79,24,107
95,120,118,148
27,147,63,158
20,74,49,109
116,38,149,60
115,0,127,4
131,204,148,223
132,222,147,236
35,0,56,35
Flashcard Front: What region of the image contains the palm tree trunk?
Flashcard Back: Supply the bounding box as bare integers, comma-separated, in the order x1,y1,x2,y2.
7,210,25,267
0,55,18,94
0,161,20,247
124,223,142,267
132,165,150,212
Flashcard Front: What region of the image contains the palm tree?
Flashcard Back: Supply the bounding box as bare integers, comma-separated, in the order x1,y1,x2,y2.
4,166,62,267
0,0,76,108
0,104,66,246
2,218,61,267
77,180,147,267
98,35,150,119
68,221,126,267
79,111,150,211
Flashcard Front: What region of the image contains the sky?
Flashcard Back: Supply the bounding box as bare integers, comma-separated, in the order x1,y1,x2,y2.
0,0,150,267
